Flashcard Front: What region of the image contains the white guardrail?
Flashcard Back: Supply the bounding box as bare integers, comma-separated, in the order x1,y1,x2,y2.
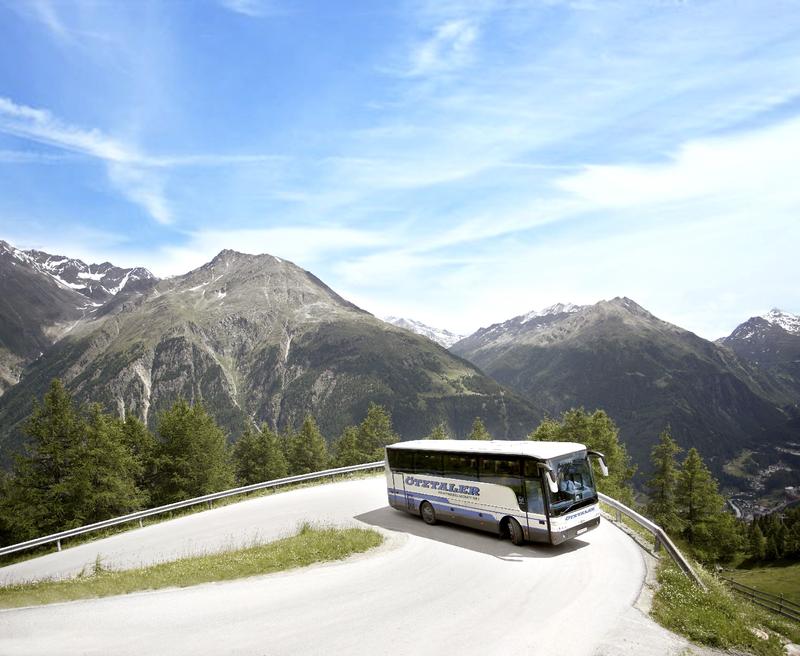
0,461,385,558
0,462,705,589
599,492,706,590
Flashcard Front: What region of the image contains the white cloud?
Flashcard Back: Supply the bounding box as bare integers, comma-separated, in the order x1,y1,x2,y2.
218,0,282,18
556,116,800,212
0,96,287,225
140,226,389,277
407,19,479,76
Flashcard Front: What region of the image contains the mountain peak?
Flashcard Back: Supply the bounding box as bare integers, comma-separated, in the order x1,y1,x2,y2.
761,308,800,334
384,316,465,348
520,302,583,324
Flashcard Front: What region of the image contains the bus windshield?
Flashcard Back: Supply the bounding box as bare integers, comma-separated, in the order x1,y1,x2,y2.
546,452,597,516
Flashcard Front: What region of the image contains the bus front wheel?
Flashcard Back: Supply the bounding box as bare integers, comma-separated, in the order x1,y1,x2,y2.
507,517,525,546
420,501,437,525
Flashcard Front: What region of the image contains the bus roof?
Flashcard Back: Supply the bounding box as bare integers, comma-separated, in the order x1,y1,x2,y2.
386,440,586,460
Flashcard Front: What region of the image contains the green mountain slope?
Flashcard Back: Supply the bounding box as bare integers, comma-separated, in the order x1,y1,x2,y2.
451,298,793,475
0,250,539,459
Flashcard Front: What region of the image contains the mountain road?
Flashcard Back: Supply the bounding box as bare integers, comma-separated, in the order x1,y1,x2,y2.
0,476,690,655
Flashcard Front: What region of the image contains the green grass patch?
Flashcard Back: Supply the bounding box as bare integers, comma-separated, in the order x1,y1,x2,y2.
0,524,383,608
652,560,797,655
726,561,800,606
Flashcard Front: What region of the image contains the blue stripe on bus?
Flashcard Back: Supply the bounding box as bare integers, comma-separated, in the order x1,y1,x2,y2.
388,489,534,523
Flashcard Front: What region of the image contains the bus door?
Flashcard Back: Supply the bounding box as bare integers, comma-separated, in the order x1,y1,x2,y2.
523,460,549,543
391,449,415,512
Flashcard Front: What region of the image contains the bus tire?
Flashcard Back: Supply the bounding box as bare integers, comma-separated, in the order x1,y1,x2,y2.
508,517,525,546
420,501,437,525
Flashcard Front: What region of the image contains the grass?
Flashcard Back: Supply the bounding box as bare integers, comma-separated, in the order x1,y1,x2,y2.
0,524,383,608
725,561,800,606
0,469,383,568
651,560,799,655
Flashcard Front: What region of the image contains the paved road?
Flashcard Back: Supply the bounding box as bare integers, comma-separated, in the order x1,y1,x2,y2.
0,476,686,655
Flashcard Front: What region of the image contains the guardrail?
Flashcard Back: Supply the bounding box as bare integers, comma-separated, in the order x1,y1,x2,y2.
0,461,385,558
1,461,705,591
720,576,800,622
598,492,706,590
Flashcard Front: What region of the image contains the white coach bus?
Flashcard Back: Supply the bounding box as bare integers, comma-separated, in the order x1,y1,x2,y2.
385,440,608,545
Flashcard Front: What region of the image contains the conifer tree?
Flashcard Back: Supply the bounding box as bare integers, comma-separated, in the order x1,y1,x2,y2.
528,408,635,503
675,447,739,561
233,423,288,484
120,413,158,503
331,426,367,467
427,422,450,440
152,399,234,504
288,415,328,474
66,404,145,525
355,403,398,459
9,379,87,538
467,417,491,441
749,522,767,561
645,428,683,534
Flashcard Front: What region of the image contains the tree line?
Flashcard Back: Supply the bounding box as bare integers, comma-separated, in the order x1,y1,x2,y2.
2,380,793,568
0,380,499,546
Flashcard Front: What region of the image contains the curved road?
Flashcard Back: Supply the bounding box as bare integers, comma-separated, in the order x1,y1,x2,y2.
0,476,686,655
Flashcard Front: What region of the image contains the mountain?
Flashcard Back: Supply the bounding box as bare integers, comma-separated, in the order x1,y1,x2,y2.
384,316,465,348
0,248,539,460
452,297,793,476
717,309,800,404
0,240,154,396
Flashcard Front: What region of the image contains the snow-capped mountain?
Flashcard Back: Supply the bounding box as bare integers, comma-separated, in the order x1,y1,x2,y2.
455,301,588,347
384,316,465,348
718,308,800,402
0,239,156,395
18,247,154,304
761,308,800,335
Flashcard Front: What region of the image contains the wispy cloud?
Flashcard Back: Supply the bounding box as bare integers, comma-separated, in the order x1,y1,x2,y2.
0,96,289,225
218,0,282,18
407,19,479,76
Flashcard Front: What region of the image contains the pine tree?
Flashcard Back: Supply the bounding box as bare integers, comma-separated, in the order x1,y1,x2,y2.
9,379,87,538
749,522,767,560
427,422,450,440
467,417,491,441
331,426,367,467
528,408,635,504
66,404,145,525
120,414,157,504
233,423,289,485
152,399,234,504
645,428,683,534
355,403,398,460
288,415,328,474
675,447,739,561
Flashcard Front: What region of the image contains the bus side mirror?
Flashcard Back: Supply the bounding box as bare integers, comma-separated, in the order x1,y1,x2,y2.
588,451,609,477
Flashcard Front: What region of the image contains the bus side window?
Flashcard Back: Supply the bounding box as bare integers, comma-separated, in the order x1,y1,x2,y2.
415,451,443,476
480,456,525,509
443,454,478,479
390,450,413,471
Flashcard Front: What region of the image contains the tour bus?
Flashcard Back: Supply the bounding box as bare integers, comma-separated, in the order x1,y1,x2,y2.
385,440,608,545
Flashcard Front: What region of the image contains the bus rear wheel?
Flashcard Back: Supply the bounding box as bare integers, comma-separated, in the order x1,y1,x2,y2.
507,517,525,546
420,501,437,525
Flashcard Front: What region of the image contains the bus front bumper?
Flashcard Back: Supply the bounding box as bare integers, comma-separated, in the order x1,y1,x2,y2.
550,516,601,545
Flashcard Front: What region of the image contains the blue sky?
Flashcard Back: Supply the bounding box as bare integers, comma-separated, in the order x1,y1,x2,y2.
1,0,799,339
